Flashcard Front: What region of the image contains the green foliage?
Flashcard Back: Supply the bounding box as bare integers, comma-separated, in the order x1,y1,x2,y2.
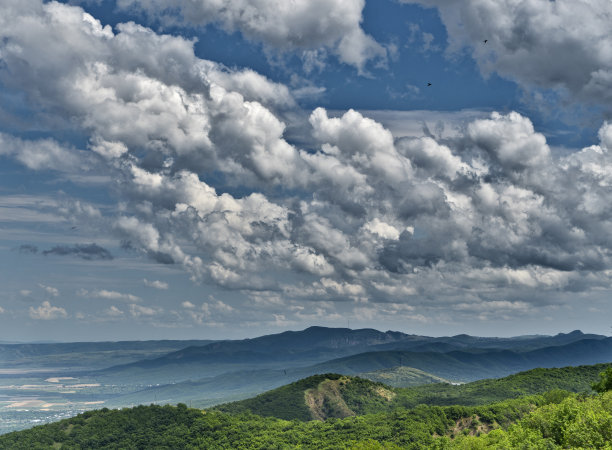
0,394,563,449
592,367,612,393
358,366,450,388
3,364,612,449
214,364,608,424
215,373,343,420
451,391,612,449
390,363,608,411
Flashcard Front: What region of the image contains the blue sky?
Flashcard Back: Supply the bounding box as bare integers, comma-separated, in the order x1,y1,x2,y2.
1,0,612,341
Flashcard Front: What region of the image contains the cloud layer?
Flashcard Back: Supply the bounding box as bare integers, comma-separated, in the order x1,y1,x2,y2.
2,0,612,328
405,0,612,108
115,0,387,73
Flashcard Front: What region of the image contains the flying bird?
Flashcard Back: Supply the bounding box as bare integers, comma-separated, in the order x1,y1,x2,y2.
71,226,77,230
483,39,488,44
427,82,432,86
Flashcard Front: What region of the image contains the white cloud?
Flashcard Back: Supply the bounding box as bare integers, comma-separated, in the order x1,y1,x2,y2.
468,112,550,171
79,289,141,303
39,284,59,297
4,0,612,319
116,0,386,73
143,279,169,290
404,0,612,107
363,218,401,241
181,301,195,309
29,301,68,320
105,306,124,317
129,303,162,318
0,133,90,172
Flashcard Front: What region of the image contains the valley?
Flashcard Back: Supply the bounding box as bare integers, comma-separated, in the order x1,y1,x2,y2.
2,326,611,435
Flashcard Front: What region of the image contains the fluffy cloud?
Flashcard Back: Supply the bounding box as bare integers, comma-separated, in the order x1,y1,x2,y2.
0,133,89,172
79,289,141,303
4,0,612,323
105,306,125,317
144,279,169,290
404,0,612,107
129,303,162,318
29,301,68,320
39,284,59,297
115,0,386,73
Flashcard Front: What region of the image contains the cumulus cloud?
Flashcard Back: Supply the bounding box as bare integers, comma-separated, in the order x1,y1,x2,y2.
143,279,169,290
29,301,68,320
4,0,612,323
39,284,59,297
0,133,90,172
105,305,125,317
467,111,550,172
42,243,113,260
115,0,386,73
404,0,612,107
79,289,142,303
129,303,162,318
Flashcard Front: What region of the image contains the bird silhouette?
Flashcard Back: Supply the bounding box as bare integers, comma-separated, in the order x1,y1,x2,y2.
427,82,432,86
483,39,488,44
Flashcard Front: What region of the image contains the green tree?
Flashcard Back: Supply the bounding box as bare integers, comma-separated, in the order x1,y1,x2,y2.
592,368,612,393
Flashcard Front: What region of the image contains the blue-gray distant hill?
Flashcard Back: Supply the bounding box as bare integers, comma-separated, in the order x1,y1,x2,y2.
310,337,612,382
99,330,612,408
0,340,216,372
96,327,606,384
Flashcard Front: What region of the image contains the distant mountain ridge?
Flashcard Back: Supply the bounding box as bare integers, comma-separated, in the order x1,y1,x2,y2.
98,327,607,378
98,330,612,408
0,340,216,371
312,337,612,381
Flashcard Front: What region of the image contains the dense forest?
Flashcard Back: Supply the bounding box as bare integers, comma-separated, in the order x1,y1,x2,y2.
216,364,611,420
2,364,612,448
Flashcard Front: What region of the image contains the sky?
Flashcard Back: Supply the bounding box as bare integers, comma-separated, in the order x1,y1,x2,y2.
2,0,612,341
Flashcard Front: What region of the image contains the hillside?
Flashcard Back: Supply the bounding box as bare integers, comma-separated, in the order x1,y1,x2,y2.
358,366,451,387
214,363,610,421
311,337,612,381
0,393,564,449
4,363,612,448
391,363,612,409
215,374,396,420
5,391,612,448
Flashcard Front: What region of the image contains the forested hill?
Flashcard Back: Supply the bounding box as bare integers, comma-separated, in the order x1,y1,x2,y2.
214,374,396,421
310,337,612,381
3,390,612,448
214,363,611,421
3,363,612,448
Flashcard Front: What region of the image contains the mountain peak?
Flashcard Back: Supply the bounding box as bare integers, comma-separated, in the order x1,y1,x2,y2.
558,330,584,336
